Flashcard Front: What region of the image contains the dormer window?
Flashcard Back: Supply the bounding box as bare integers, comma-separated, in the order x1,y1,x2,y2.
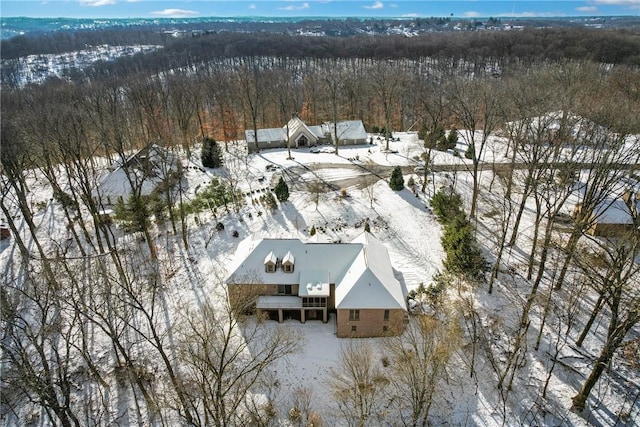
264,251,276,273
282,251,295,273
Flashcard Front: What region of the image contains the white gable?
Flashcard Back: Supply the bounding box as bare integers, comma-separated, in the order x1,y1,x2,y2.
335,233,406,310
226,232,407,311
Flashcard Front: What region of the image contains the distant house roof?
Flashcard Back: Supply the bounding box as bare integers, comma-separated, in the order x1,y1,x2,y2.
593,197,639,225
245,118,367,145
287,116,324,139
226,232,407,310
92,144,176,202
322,120,368,142
245,127,287,144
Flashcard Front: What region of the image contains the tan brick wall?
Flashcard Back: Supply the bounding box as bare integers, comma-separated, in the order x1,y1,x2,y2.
336,309,406,338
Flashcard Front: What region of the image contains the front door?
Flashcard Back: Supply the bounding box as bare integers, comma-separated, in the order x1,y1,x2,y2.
297,135,308,147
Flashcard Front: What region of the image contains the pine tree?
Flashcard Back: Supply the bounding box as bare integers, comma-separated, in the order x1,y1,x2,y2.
274,176,289,202
446,127,458,150
364,221,371,233
464,143,475,160
389,166,404,191
201,137,223,168
310,225,316,236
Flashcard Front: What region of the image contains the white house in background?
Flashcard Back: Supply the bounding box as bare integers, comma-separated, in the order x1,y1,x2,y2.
92,144,177,208
225,231,408,338
578,190,640,237
245,116,367,152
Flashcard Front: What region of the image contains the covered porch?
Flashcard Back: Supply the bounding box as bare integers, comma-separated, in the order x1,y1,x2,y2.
256,296,328,323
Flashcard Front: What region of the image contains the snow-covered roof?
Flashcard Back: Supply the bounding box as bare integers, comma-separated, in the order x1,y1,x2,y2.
593,198,639,225
335,232,406,309
298,269,331,297
226,232,407,310
92,144,175,201
245,118,366,144
322,120,368,142
308,125,325,138
286,117,318,138
283,251,295,264
245,127,287,144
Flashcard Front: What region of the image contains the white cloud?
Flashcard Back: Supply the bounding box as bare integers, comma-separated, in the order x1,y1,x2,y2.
592,0,639,5
496,11,566,17
389,3,398,8
279,2,310,11
577,6,599,12
150,8,199,17
363,1,384,10
463,11,481,17
249,3,256,9
79,0,116,6
402,13,419,17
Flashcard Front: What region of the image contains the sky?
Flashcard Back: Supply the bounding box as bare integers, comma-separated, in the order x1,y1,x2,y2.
1,0,639,19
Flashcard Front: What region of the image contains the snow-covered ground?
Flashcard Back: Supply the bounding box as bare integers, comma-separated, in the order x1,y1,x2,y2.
1,129,638,426
1,44,161,87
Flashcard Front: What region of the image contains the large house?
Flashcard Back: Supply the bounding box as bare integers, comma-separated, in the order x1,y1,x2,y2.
245,116,367,152
225,231,408,338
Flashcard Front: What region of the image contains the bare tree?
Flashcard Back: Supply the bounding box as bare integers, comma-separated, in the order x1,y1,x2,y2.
237,58,266,153
445,76,502,218
328,340,390,427
369,61,406,152
1,266,81,427
383,313,461,427
571,228,640,411
177,285,300,427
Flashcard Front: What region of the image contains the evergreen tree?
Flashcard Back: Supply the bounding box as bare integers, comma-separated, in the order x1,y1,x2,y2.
364,221,371,233
430,188,464,223
310,225,316,236
446,127,458,150
441,215,485,278
464,143,475,160
389,166,405,191
201,137,223,168
274,176,289,202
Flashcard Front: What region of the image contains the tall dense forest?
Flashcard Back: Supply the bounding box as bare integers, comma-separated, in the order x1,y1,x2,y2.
2,26,640,163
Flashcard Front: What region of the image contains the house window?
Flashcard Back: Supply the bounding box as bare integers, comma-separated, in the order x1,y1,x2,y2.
351,325,357,333
283,263,293,273
384,310,390,321
277,285,292,295
383,326,388,333
349,309,360,321
264,251,277,272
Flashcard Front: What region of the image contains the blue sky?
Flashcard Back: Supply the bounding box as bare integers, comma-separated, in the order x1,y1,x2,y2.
1,0,639,19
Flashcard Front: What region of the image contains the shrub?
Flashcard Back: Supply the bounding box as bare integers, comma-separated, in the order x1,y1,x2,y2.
310,224,316,236
264,192,278,210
